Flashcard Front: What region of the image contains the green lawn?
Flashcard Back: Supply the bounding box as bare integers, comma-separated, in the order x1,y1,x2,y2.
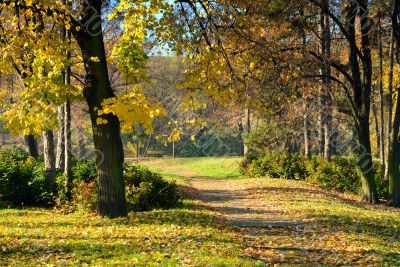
138,157,242,179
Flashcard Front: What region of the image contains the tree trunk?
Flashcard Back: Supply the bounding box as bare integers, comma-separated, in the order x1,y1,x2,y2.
24,134,39,159
385,32,395,179
387,0,400,206
43,130,56,184
0,121,5,146
76,126,86,160
74,0,127,217
64,100,72,201
372,94,381,157
55,105,65,171
64,29,73,201
378,19,385,166
238,121,244,156
321,0,332,160
303,99,311,158
344,0,378,203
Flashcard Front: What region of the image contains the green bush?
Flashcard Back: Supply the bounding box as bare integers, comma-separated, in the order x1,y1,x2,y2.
241,151,387,196
247,152,307,180
0,146,54,207
124,164,182,211
305,156,360,194
71,159,97,183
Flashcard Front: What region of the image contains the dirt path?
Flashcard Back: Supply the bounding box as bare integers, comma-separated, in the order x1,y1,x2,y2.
187,177,300,228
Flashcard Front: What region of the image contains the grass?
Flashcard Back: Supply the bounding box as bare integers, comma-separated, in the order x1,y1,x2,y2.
0,208,261,266
138,157,242,179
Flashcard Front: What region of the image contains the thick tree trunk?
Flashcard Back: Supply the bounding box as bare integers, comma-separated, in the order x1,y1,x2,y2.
55,106,65,171
387,0,400,206
24,134,39,159
74,0,127,217
43,130,56,184
387,93,400,206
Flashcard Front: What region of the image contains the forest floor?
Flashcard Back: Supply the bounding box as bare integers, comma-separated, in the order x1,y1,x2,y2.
1,157,400,266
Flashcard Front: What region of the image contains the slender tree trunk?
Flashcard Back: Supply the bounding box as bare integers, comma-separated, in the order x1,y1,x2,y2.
43,130,56,184
321,0,332,160
238,121,244,156
385,32,395,179
64,100,72,200
74,0,127,217
244,107,251,155
378,19,385,166
303,99,311,158
24,134,39,159
372,96,381,157
64,28,73,201
0,121,5,146
76,126,86,160
55,106,65,171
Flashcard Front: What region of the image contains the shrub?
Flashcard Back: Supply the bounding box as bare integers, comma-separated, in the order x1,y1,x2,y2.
305,156,360,194
241,151,388,196
0,146,54,207
71,159,97,183
72,181,98,213
239,152,258,175
248,152,308,180
124,164,182,211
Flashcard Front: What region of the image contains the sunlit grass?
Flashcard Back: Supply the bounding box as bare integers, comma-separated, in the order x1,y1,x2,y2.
139,157,242,179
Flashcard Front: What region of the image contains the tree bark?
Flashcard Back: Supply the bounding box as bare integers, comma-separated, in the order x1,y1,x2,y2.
43,130,56,184
24,134,39,159
73,0,127,217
